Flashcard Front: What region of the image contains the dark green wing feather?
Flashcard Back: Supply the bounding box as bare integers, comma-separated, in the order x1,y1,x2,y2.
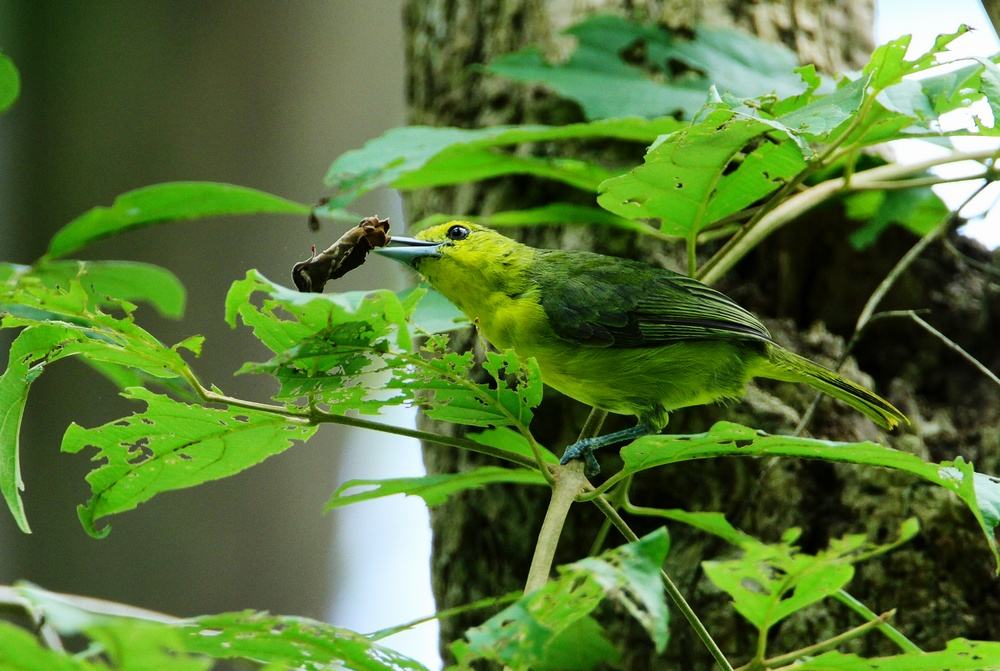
533,250,771,348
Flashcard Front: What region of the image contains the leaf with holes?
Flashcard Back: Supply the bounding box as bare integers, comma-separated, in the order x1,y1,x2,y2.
794,638,1000,670
703,519,917,632
323,118,681,209
21,260,187,319
15,583,429,671
619,422,1000,571
454,530,668,668
598,108,807,238
61,387,317,537
1,277,194,533
228,271,543,432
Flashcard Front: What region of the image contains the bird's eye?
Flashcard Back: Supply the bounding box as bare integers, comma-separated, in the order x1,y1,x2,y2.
446,224,470,241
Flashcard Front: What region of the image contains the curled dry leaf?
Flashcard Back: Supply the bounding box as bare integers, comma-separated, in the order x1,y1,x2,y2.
292,215,391,293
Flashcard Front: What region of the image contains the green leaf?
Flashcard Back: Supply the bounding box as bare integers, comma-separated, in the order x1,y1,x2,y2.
228,271,543,432
569,528,670,651
535,616,619,671
326,467,546,511
778,76,868,138
61,387,317,537
619,422,1000,570
411,203,670,240
1,275,192,380
402,286,469,334
0,621,104,671
46,182,308,259
845,187,949,249
488,47,708,120
624,506,755,546
598,108,807,238
864,27,970,92
793,638,1000,670
454,530,668,668
1,327,81,533
15,583,429,671
0,52,20,114
31,260,186,318
702,519,917,631
470,427,558,464
88,620,210,671
180,611,429,671
487,16,804,120
323,118,682,208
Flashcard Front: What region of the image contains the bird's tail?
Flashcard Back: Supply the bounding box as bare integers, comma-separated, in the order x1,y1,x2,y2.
760,344,908,430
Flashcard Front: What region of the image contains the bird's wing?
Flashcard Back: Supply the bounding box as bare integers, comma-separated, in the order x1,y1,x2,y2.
534,250,771,348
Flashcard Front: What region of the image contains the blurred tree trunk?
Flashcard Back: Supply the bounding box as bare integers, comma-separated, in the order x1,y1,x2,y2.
404,1,1000,668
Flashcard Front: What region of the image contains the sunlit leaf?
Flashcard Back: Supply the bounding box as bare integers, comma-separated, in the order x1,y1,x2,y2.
28,260,186,319
61,387,317,537
46,182,308,259
598,108,807,238
180,611,429,671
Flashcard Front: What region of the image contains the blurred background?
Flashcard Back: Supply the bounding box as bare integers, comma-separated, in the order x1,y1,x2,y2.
0,2,996,670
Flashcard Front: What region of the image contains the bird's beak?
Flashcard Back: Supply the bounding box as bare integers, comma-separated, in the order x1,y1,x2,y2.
374,236,443,264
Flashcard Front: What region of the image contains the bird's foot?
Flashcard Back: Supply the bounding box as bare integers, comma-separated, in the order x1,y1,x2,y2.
559,423,653,478
560,438,602,477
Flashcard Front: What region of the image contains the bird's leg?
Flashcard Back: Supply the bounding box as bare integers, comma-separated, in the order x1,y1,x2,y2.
559,423,651,477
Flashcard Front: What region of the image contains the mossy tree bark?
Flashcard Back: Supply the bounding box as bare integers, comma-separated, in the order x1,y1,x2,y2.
403,1,1000,667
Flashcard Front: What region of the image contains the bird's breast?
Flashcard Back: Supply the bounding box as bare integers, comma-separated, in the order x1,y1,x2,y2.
468,289,550,352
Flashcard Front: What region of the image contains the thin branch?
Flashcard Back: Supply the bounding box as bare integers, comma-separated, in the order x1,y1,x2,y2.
794,179,994,435
591,497,734,671
183,369,540,470
587,475,632,556
739,609,895,671
833,590,922,653
698,147,1000,286
368,591,521,640
869,310,1000,388
852,172,990,191
943,238,1000,279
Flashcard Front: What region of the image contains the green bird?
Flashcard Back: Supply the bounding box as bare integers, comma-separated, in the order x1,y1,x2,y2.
376,222,906,473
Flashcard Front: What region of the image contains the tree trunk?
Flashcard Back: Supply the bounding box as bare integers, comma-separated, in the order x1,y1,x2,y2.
403,2,1000,668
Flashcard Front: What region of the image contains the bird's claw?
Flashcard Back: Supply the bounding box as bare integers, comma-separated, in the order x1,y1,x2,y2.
560,439,601,478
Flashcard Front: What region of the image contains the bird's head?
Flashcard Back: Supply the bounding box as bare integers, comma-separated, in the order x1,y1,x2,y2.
374,221,525,271
374,221,531,309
